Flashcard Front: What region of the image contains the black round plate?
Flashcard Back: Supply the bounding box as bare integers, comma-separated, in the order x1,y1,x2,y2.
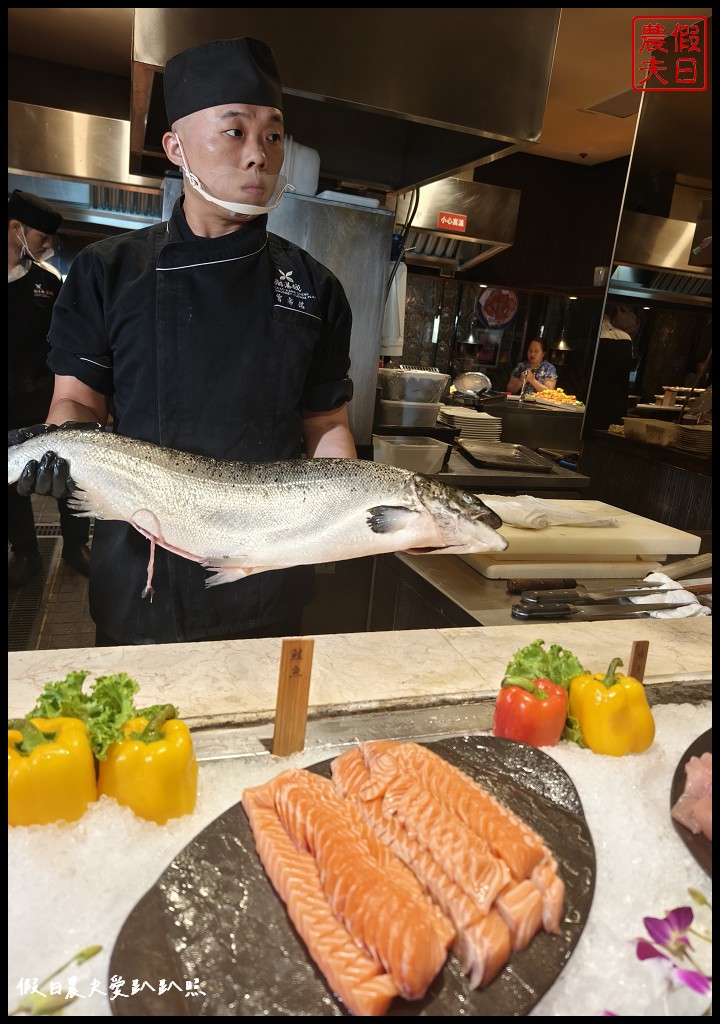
669,728,712,877
108,735,595,1016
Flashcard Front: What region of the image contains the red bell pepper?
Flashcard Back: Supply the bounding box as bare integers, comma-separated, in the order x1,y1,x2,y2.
492,676,568,748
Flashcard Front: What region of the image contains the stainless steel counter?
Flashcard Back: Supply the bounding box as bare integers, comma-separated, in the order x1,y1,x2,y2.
434,448,590,495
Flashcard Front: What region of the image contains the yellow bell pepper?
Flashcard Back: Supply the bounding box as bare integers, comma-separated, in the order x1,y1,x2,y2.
97,705,198,824
567,657,655,756
8,717,98,826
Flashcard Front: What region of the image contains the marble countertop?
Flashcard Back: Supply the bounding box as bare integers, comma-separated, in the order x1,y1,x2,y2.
9,618,712,729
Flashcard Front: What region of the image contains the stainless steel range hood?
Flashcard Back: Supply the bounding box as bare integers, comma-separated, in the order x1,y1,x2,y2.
609,210,712,308
8,101,163,231
9,10,558,235
130,9,560,191
392,177,521,276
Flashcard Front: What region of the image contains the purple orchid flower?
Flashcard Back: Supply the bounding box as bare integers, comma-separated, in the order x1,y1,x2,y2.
634,903,712,1000
642,906,694,957
605,891,712,1014
672,966,713,997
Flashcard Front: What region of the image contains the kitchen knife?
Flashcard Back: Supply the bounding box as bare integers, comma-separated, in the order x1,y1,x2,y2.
511,601,691,620
506,578,578,594
520,587,680,605
507,578,668,596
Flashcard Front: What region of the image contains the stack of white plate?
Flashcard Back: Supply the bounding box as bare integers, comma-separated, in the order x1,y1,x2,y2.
671,423,712,454
438,406,503,441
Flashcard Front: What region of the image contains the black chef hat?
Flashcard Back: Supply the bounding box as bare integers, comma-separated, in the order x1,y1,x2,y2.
7,189,63,234
164,37,283,126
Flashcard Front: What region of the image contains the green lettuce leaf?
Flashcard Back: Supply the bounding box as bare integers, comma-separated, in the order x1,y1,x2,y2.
503,638,587,692
27,671,140,760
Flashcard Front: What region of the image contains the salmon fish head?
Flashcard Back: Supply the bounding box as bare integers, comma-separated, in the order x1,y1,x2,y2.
408,476,509,554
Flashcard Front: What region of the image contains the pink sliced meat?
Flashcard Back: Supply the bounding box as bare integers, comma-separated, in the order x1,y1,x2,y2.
671,752,713,842
690,795,713,841
684,752,712,799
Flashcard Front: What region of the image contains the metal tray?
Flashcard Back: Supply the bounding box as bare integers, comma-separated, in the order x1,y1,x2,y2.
457,440,556,472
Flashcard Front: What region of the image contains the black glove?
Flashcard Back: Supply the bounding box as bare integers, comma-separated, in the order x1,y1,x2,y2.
19,452,74,499
7,423,58,448
9,421,103,500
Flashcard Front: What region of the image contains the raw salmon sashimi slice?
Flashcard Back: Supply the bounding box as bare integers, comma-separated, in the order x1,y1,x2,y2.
243,768,453,1010
530,856,565,934
242,779,399,1016
357,740,565,927
332,747,513,990
360,740,549,880
333,742,566,982
374,769,511,913
270,769,454,1000
494,879,544,951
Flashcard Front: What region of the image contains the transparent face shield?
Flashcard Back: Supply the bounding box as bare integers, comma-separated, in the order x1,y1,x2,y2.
175,135,294,216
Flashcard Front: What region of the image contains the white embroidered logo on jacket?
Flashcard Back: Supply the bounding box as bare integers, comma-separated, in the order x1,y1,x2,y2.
274,268,316,311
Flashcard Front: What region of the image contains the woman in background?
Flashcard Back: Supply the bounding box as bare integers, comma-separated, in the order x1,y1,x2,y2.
506,338,558,396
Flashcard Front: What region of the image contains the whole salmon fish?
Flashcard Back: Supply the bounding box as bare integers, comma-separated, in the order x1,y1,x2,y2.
8,429,508,592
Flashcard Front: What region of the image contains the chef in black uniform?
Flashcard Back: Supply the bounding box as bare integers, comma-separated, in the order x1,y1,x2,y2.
9,37,356,645
7,190,91,586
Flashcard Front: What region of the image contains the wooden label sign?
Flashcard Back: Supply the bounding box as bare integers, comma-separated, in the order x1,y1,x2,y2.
271,637,315,757
628,640,649,683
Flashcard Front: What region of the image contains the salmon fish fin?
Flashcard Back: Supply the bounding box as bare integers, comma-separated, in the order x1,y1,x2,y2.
367,505,420,534
66,488,114,519
204,565,273,587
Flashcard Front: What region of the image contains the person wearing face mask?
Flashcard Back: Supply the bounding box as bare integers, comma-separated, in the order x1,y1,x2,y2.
7,37,356,645
506,338,558,397
7,189,91,587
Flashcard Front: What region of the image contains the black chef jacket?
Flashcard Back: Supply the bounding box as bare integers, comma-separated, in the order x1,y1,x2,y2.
8,260,62,428
47,201,354,644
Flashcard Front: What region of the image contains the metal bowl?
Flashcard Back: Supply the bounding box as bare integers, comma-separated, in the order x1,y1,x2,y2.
377,368,450,402
452,371,493,396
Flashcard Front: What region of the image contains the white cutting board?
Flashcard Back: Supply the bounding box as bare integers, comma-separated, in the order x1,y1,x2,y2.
461,499,701,579
461,553,666,579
